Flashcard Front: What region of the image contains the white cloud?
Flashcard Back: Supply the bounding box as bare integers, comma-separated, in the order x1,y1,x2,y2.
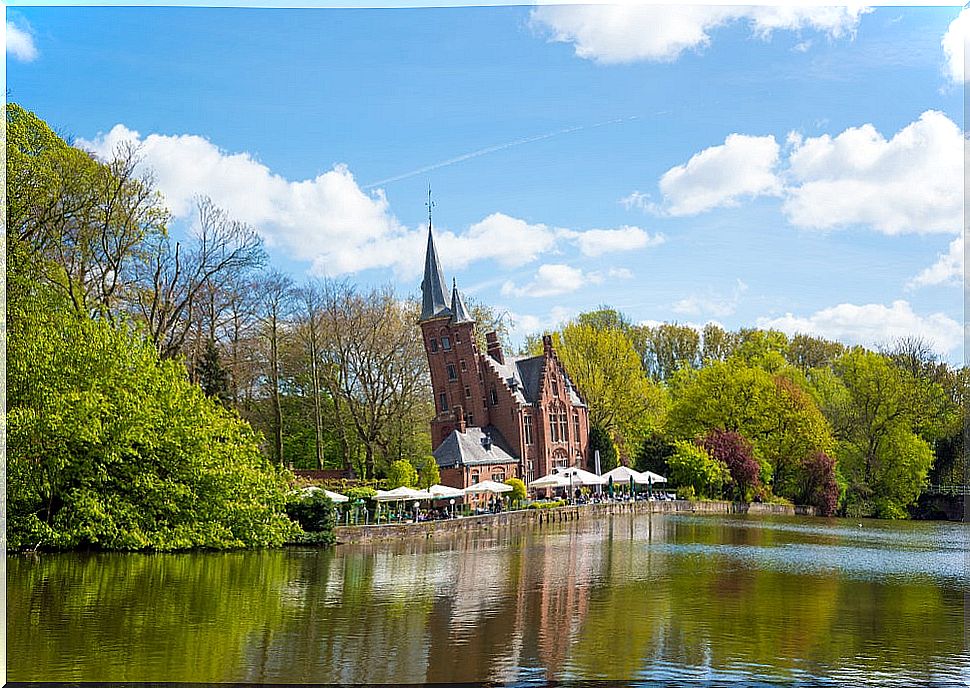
757,300,962,357
907,236,963,289
658,134,782,216
783,111,963,235
571,225,663,256
942,9,968,84
502,263,592,298
529,5,869,65
508,306,574,337
7,20,38,61
672,279,748,317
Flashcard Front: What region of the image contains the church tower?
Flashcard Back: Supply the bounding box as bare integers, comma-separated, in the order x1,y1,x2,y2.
419,205,489,449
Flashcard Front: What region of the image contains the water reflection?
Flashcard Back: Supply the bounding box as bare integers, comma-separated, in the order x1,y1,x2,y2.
9,514,970,684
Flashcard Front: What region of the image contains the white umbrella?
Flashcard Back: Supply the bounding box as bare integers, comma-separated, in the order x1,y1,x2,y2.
601,465,662,485
294,486,350,503
557,466,606,486
373,486,431,502
428,484,464,498
529,473,570,489
463,479,513,495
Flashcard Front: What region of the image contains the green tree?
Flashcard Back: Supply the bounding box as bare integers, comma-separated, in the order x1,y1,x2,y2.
504,477,527,506
634,433,675,477
589,424,619,472
385,459,418,489
632,322,701,381
548,319,668,458
666,440,730,499
412,455,440,489
827,349,937,517
195,337,232,406
8,287,297,551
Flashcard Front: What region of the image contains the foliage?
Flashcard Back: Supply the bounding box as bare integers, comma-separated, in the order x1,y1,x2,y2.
666,440,730,499
798,451,841,516
412,455,441,489
505,477,527,505
7,287,298,551
344,486,379,501
547,320,668,458
527,499,566,509
385,459,418,489
285,491,337,541
701,430,760,501
635,433,675,477
195,338,232,406
676,486,697,501
632,322,701,381
589,424,618,472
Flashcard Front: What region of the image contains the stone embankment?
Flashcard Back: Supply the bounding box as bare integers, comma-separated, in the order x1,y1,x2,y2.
334,499,815,544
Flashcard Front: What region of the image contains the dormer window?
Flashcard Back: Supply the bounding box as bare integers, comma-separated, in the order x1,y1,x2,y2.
442,336,452,351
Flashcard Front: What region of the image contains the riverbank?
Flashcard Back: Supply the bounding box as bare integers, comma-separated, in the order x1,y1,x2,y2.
333,498,815,544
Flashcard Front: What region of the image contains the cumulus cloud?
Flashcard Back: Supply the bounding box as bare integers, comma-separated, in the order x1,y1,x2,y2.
7,20,38,61
501,263,634,299
672,279,748,317
757,300,962,357
907,236,963,289
657,134,782,216
508,306,574,337
570,225,664,256
942,9,968,84
640,111,963,236
782,110,963,234
529,5,870,65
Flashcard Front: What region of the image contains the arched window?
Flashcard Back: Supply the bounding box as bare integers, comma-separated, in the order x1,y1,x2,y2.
553,448,569,469
491,469,506,482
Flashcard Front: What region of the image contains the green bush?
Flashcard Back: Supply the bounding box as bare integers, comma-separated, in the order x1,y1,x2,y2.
667,440,730,499
505,478,527,505
676,486,697,501
285,491,337,536
385,459,417,489
527,499,566,510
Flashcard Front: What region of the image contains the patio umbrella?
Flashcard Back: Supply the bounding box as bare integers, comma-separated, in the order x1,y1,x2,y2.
373,486,433,502
463,479,513,495
428,484,464,499
294,486,350,503
641,471,667,484
528,473,570,489
601,465,659,485
557,467,605,486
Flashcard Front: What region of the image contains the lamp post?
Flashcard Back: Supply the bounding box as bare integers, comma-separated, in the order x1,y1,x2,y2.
413,500,420,522
449,498,456,518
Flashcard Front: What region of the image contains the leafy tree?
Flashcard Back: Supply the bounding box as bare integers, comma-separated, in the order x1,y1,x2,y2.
195,337,231,406
667,359,833,499
632,322,701,381
547,319,668,458
412,455,441,489
385,459,418,489
634,433,675,477
798,451,841,516
787,334,846,372
666,440,730,499
8,287,297,551
827,349,938,517
701,322,735,363
285,491,337,544
589,424,618,472
701,430,760,501
504,477,527,505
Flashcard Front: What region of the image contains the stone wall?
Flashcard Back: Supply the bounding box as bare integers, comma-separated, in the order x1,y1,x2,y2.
334,499,815,544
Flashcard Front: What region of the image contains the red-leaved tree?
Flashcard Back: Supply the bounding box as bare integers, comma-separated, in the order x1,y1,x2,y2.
800,451,840,516
701,429,760,501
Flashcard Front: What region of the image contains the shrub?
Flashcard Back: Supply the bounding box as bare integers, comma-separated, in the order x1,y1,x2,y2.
285,492,337,535
385,459,417,489
667,440,730,499
701,430,760,501
527,500,566,509
505,478,527,505
676,486,697,501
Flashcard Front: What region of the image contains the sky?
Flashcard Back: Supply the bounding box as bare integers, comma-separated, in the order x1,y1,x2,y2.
6,3,967,363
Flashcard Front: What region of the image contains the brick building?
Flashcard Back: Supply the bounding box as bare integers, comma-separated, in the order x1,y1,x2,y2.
419,225,590,489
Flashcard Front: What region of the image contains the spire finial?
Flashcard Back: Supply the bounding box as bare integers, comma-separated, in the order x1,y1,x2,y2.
426,184,434,231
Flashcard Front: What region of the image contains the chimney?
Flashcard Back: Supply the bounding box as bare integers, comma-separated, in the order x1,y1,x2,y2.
486,331,505,364
542,334,553,357
481,431,492,451
455,405,466,433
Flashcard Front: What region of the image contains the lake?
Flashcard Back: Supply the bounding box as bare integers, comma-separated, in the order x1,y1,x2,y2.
8,512,970,684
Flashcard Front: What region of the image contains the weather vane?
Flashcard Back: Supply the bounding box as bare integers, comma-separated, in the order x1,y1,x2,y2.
426,184,435,230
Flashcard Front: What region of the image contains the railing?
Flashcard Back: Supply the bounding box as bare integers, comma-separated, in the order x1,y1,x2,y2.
923,484,970,496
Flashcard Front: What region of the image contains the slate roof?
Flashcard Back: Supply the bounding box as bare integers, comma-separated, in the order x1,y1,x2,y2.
420,227,451,321
450,279,473,324
433,426,518,468
480,354,587,408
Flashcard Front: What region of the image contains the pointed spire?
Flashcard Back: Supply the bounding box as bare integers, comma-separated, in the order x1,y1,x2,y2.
420,191,451,321
450,277,473,324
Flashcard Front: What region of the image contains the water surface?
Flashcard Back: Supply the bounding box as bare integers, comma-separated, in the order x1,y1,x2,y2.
9,513,970,684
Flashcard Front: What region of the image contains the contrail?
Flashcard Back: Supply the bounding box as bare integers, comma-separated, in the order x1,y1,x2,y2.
362,116,639,190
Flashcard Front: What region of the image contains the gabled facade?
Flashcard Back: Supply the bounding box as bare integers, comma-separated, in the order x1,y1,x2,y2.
419,225,590,489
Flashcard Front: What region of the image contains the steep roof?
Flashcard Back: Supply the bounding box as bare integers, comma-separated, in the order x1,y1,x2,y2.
433,426,518,468
450,279,473,324
479,353,586,408
420,227,451,321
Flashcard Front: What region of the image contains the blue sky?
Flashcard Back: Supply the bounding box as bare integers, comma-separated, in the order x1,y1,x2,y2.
6,4,966,362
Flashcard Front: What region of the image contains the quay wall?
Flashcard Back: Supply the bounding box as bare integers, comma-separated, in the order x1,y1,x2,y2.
334,499,815,544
